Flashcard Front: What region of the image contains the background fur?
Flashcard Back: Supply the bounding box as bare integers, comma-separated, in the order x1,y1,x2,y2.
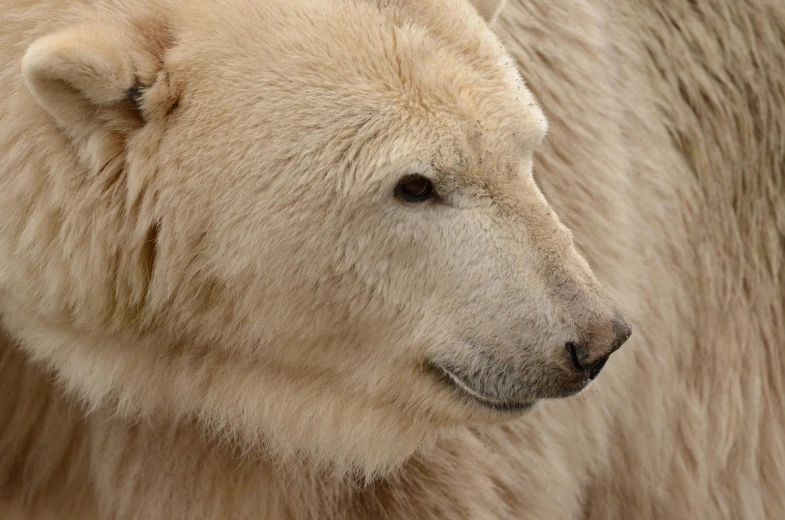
1,0,783,518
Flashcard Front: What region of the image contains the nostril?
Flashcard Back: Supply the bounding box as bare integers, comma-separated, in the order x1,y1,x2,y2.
588,355,609,380
565,342,584,371
566,343,610,379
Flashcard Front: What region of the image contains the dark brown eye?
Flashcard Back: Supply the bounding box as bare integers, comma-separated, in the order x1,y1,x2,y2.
395,174,436,203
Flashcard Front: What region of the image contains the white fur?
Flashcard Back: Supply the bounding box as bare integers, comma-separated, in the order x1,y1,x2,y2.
1,0,783,518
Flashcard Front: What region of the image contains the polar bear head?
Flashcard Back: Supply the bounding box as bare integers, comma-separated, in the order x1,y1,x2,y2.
6,0,630,475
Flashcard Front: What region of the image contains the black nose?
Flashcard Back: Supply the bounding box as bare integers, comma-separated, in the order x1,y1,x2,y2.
565,342,610,379
565,315,632,380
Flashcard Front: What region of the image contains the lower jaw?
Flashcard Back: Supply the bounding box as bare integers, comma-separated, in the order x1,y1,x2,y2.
466,394,535,413
429,362,535,413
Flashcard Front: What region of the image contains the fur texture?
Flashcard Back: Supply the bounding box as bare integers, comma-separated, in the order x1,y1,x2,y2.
1,0,783,519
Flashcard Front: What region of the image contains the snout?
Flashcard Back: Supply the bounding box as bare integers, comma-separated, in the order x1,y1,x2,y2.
429,314,632,412
564,314,632,381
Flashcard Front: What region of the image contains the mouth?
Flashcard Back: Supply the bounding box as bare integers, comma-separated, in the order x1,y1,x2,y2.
429,363,534,413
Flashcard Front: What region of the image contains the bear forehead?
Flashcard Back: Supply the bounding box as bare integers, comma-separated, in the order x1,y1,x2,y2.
166,0,546,168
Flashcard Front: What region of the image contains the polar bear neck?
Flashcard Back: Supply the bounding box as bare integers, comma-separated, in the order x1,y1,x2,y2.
0,330,537,519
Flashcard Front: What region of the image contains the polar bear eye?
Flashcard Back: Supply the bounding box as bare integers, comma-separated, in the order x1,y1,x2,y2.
395,174,436,203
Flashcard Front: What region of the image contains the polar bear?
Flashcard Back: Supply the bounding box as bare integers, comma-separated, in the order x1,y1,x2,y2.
0,0,633,517
2,0,784,518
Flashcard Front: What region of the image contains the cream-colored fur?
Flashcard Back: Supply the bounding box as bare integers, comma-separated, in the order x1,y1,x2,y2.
469,0,506,23
1,1,783,519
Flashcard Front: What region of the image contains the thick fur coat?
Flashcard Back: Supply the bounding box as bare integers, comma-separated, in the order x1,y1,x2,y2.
1,0,783,518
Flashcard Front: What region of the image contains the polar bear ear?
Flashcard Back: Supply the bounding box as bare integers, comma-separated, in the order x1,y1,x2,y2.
468,0,506,23
21,23,177,159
